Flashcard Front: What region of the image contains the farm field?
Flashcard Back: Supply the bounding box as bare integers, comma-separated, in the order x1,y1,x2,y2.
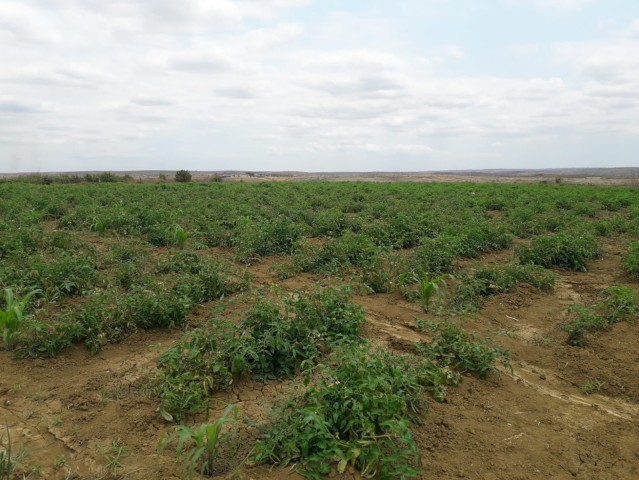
1,180,638,480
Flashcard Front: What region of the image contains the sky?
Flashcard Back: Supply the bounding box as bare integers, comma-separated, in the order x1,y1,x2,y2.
1,0,638,173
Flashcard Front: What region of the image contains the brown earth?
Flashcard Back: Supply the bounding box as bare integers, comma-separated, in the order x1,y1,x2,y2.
1,239,638,479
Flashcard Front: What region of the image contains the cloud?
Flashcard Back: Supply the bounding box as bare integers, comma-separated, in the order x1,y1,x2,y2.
0,99,44,113
214,87,257,99
507,0,595,12
0,2,61,43
1,1,638,172
131,97,175,107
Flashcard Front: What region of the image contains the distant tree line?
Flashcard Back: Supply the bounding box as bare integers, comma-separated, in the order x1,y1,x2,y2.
0,172,134,185
1,170,225,184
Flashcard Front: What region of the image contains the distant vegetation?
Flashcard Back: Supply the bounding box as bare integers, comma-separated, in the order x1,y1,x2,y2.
174,169,192,183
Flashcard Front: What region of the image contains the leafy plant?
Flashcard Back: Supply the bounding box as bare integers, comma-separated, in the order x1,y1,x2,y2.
451,264,555,313
0,426,13,480
255,346,433,479
101,439,129,474
564,287,639,346
159,404,239,479
417,274,453,313
517,231,600,271
581,379,604,395
416,322,509,379
153,286,363,421
154,321,241,422
623,241,639,281
175,170,192,183
0,288,39,350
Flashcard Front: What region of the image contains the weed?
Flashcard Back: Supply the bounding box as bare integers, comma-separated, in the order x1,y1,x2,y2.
53,454,65,469
159,404,239,479
451,265,555,313
564,306,607,346
416,322,510,379
564,287,639,346
581,379,604,395
0,426,13,480
148,223,189,248
622,241,639,281
101,439,129,474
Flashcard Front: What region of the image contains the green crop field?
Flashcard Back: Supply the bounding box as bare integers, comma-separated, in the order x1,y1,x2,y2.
0,179,638,480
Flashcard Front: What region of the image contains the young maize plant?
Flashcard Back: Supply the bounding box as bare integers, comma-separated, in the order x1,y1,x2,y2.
0,288,40,350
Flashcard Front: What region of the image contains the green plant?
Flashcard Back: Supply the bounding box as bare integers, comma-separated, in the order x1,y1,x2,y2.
517,231,600,271
564,305,607,346
53,454,65,469
417,274,452,313
564,287,639,346
90,216,110,233
0,288,39,349
255,346,431,479
581,379,604,395
101,439,129,474
159,404,239,479
451,265,555,313
154,321,241,422
597,286,639,323
153,286,363,422
416,322,510,379
0,426,13,480
175,170,192,183
167,224,189,248
623,241,639,281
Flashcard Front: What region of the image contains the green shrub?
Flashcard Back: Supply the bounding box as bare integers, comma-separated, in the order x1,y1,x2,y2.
597,286,639,323
154,286,364,421
453,224,513,258
255,328,506,479
623,241,639,281
19,253,99,299
173,258,250,303
125,289,191,329
13,318,84,358
452,265,555,312
175,170,192,183
564,287,639,346
412,236,456,276
154,321,242,422
416,322,509,379
564,305,608,346
255,346,443,479
517,231,600,271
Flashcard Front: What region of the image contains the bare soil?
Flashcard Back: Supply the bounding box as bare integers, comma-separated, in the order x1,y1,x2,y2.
1,239,638,479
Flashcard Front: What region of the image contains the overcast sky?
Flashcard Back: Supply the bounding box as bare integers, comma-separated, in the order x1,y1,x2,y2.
1,0,638,173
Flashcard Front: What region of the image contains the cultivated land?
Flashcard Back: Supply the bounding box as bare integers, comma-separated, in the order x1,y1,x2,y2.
0,181,638,479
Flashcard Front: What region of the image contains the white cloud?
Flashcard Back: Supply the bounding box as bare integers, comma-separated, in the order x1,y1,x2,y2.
0,2,62,43
1,1,638,172
508,0,595,12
